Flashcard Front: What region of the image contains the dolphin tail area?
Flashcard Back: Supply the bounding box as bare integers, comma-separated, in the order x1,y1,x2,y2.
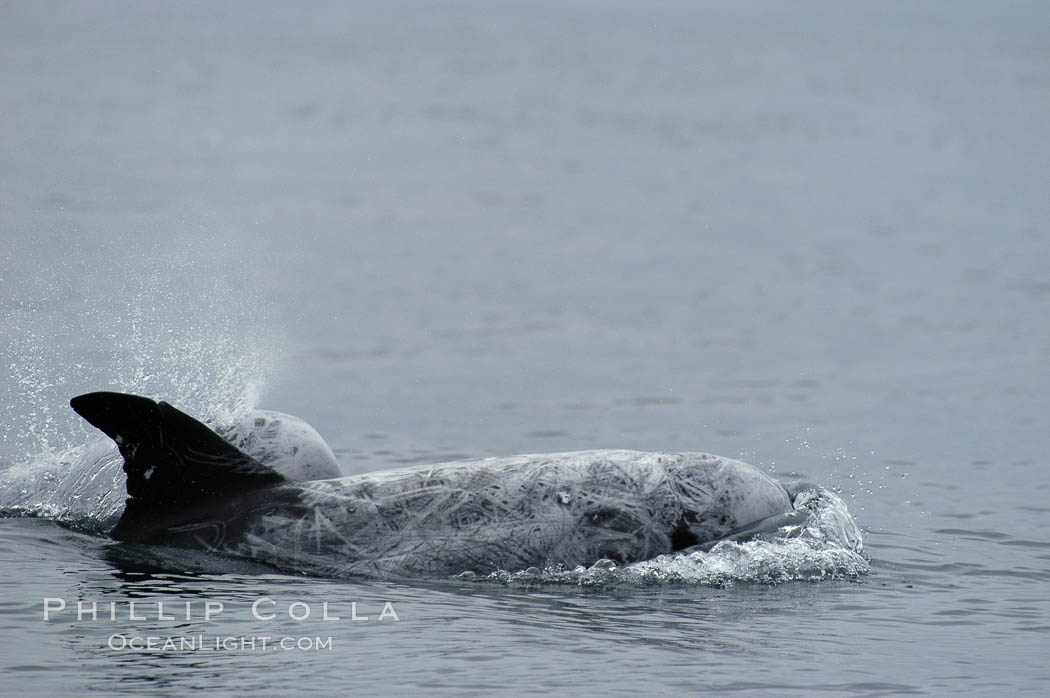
69,392,285,542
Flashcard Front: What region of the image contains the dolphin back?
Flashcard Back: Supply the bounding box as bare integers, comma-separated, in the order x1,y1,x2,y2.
68,393,794,578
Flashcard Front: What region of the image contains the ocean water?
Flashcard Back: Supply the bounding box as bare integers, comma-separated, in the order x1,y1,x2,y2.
2,0,1049,694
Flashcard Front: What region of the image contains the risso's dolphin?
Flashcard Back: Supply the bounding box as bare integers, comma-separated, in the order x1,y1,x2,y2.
70,391,795,579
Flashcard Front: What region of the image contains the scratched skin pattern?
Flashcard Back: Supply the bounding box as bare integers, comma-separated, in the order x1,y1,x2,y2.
221,450,792,578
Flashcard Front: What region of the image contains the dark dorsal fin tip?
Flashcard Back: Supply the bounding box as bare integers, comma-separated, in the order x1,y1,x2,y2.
69,392,286,541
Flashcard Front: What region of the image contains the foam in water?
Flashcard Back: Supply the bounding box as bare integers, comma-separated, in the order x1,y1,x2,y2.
0,439,125,534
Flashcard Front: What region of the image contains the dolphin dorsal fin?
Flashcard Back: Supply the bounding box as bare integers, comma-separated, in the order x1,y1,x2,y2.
70,392,286,541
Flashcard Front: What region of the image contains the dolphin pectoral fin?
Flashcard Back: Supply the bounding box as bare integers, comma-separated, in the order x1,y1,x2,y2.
70,392,286,543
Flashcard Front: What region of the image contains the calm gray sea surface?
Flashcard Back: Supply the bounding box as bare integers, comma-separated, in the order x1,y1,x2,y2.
2,1,1049,695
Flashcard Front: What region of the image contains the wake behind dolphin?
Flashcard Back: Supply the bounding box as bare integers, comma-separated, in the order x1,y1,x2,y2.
64,391,864,580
